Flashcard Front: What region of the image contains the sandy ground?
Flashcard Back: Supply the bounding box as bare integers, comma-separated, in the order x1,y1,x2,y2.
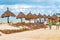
0,24,20,30
0,29,60,40
0,24,30,30
0,24,60,40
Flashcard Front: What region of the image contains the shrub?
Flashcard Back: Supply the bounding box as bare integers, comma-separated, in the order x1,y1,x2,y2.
48,22,53,27
20,27,30,31
21,22,25,24
17,22,25,24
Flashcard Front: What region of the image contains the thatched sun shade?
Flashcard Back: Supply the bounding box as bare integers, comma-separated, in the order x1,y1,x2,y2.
25,12,33,20
25,12,33,23
38,13,43,18
32,14,38,23
16,12,25,22
52,14,57,20
47,15,51,19
51,14,58,24
42,14,48,23
1,8,16,23
43,14,47,18
38,13,43,23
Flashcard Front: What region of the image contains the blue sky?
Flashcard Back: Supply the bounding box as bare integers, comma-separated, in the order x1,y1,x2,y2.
0,0,60,23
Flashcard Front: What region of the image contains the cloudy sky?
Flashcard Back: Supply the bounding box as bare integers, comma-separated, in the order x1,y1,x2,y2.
0,0,60,23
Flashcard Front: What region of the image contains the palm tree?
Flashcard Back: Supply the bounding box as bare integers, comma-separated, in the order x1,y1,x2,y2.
16,12,25,22
1,8,16,23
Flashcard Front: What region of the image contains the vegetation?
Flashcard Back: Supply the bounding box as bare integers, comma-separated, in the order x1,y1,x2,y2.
20,27,30,31
48,22,53,29
17,22,25,25
0,28,30,34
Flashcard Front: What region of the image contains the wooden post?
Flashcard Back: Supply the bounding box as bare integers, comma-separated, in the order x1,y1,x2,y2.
21,18,22,22
7,17,9,23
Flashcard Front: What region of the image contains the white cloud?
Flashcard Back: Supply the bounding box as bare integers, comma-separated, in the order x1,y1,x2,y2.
0,4,59,15
0,4,58,9
0,5,6,9
34,0,60,2
53,0,60,2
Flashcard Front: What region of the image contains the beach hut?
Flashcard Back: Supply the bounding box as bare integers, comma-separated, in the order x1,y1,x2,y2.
1,8,16,23
25,12,33,23
16,12,25,22
32,14,38,23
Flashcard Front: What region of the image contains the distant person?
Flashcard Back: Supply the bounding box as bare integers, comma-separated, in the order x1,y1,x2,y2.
48,22,53,30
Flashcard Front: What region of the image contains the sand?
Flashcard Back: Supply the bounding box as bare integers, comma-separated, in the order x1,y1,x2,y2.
0,29,60,40
0,24,60,40
0,24,20,30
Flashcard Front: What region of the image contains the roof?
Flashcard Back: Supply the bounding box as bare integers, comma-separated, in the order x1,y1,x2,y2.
38,13,43,18
32,14,38,19
25,12,33,20
42,14,47,18
1,8,16,18
16,12,25,19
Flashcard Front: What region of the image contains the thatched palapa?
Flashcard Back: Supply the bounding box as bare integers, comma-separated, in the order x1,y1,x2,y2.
16,12,25,22
1,8,16,23
38,13,43,23
52,14,57,20
43,14,47,18
25,12,33,23
25,12,33,20
32,14,38,23
51,14,57,24
38,13,43,18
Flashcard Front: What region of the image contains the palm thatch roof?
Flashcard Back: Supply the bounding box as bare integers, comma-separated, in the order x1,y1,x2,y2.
47,15,51,19
52,14,57,19
32,14,38,19
16,12,25,19
42,14,47,18
38,13,43,18
1,8,16,18
25,12,33,20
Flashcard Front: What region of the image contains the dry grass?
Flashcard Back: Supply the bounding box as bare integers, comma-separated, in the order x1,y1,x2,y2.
0,28,30,34
10,23,47,29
